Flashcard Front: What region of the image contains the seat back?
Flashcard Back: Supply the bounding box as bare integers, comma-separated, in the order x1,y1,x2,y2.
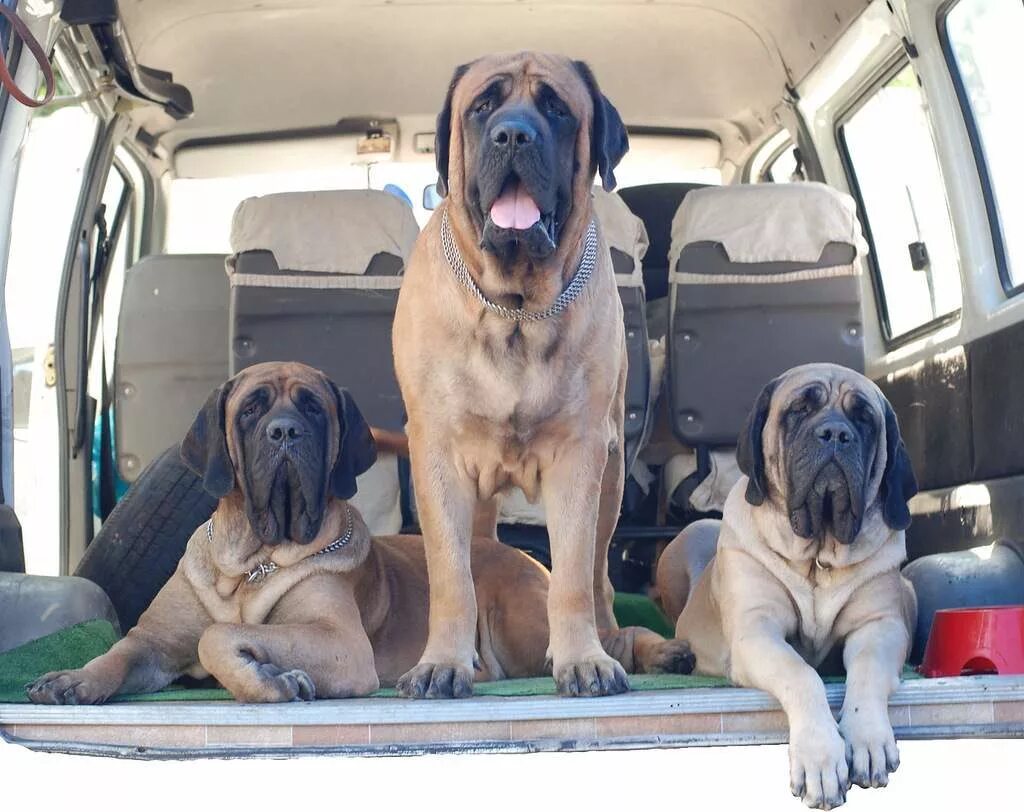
617,183,708,301
114,254,230,481
591,188,652,470
668,182,867,446
227,190,419,431
228,191,419,535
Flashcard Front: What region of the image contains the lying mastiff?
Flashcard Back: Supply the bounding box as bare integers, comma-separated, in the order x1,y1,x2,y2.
655,363,918,809
27,362,676,704
393,52,690,699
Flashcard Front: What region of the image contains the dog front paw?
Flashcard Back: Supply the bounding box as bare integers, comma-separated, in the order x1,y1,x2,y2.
231,661,316,703
397,661,474,699
789,721,850,810
554,653,629,697
26,670,114,705
839,712,900,789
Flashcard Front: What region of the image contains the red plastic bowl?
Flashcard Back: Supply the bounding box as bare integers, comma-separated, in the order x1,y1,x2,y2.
920,606,1024,677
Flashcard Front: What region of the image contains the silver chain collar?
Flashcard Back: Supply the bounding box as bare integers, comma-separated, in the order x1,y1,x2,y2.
206,504,355,585
440,207,598,322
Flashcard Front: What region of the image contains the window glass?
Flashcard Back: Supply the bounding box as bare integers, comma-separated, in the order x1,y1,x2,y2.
766,145,800,183
841,64,962,340
165,136,721,254
4,105,98,574
944,0,1024,290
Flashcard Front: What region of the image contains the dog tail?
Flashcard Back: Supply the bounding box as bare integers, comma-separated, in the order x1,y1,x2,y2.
370,427,409,457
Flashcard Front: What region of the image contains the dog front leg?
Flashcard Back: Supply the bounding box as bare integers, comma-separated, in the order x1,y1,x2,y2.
198,619,378,703
27,574,208,704
542,440,629,696
730,614,850,810
397,435,478,698
837,618,910,790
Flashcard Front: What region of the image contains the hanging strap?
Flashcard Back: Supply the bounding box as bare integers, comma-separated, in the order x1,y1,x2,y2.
0,4,55,108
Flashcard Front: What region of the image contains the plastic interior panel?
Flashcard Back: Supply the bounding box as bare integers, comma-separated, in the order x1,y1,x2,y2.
114,255,230,480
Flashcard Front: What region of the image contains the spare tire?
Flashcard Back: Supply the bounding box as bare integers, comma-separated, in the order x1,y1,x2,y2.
74,445,216,630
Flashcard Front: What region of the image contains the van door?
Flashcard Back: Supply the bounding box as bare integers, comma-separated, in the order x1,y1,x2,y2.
797,0,1023,559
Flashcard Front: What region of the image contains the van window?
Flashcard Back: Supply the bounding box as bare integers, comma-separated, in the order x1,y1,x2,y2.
942,0,1024,292
765,144,800,183
839,64,962,341
4,105,99,574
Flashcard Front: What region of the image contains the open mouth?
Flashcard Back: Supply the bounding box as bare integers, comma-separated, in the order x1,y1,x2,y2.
489,179,542,230
483,176,558,256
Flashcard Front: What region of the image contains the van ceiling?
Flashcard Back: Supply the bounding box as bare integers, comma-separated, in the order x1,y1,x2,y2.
116,0,866,152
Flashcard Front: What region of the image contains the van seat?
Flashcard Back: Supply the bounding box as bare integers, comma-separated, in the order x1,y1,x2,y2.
228,190,420,534
618,183,709,302
668,182,867,451
591,187,652,466
114,254,230,482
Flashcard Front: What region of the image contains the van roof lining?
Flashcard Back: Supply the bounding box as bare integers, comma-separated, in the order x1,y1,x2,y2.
100,0,864,152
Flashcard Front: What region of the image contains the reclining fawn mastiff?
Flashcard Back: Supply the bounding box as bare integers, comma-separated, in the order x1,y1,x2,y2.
393,52,690,699
27,362,678,705
655,364,918,810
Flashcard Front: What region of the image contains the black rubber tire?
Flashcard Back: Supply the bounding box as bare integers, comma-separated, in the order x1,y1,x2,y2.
74,445,216,630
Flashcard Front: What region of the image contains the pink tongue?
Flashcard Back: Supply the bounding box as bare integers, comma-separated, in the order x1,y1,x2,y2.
489,183,541,230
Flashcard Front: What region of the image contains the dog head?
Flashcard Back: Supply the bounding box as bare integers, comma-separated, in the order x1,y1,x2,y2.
737,363,918,546
180,362,376,546
435,52,627,263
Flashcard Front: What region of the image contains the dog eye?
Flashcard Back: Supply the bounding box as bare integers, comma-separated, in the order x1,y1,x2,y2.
544,97,568,117
850,402,874,424
240,403,259,420
473,98,494,115
302,400,322,417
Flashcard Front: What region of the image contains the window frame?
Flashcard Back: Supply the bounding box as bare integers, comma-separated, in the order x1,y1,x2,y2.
937,0,1016,296
835,55,962,349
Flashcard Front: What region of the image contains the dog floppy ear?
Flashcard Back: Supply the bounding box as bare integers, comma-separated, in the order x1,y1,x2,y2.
879,400,918,531
180,380,235,499
572,60,628,192
435,62,472,198
736,377,779,507
329,382,377,500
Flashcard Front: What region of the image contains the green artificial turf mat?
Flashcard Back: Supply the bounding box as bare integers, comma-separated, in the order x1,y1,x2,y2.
0,608,918,704
613,591,675,638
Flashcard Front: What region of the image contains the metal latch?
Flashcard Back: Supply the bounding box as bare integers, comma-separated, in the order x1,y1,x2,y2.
43,344,57,388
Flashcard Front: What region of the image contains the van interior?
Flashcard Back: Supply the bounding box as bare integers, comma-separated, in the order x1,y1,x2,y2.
1,0,1023,759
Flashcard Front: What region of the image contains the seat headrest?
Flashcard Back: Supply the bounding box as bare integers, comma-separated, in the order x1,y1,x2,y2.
229,190,420,275
591,187,648,284
669,182,868,270
617,183,709,271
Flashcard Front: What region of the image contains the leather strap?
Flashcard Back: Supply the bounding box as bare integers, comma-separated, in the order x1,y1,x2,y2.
0,4,55,108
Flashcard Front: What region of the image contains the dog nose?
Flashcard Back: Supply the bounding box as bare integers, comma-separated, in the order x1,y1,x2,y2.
815,420,853,446
266,416,304,444
491,118,537,148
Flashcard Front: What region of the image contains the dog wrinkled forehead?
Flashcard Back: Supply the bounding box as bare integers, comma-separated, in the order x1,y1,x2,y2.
452,52,595,119
226,361,334,413
769,363,886,417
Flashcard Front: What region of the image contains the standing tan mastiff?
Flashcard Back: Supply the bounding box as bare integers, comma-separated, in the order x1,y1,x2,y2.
655,364,918,810
27,362,678,705
393,52,691,699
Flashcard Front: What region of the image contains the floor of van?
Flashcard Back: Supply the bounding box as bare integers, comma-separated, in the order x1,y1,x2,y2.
2,674,1022,758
